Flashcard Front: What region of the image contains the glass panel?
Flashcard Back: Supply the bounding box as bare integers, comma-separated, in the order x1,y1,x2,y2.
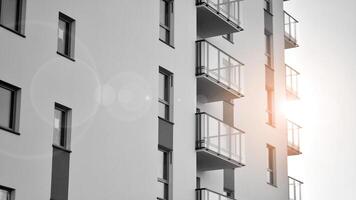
157,181,168,200
160,0,169,26
159,26,169,43
207,44,219,79
53,108,65,147
58,19,68,55
1,0,19,31
0,189,9,200
0,87,13,129
159,102,169,120
159,73,166,100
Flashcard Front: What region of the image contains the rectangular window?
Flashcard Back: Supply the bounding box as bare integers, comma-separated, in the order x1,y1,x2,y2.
265,33,273,69
158,67,173,121
266,144,276,186
223,33,234,43
0,0,25,34
266,88,275,125
0,185,14,200
57,12,75,59
157,149,171,200
53,103,71,149
264,0,272,13
0,80,21,133
159,0,174,46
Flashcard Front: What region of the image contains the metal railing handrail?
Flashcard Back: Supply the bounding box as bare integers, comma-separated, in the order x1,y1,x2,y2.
196,39,244,66
196,188,237,200
284,11,299,23
196,112,245,133
289,176,304,184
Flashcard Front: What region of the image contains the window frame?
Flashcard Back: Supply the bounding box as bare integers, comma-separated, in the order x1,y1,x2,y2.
57,12,76,61
266,144,277,186
158,67,173,122
223,33,234,44
0,80,21,134
159,0,174,47
264,0,272,14
53,103,72,151
157,148,172,200
0,185,15,200
0,0,26,36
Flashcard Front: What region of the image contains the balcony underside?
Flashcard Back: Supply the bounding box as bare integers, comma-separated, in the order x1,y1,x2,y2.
288,145,302,156
197,75,243,103
197,148,244,171
197,4,243,38
285,35,298,49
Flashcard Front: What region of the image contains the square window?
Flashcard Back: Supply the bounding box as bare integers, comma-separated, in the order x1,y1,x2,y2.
57,12,75,59
0,80,21,133
0,0,25,34
53,103,71,149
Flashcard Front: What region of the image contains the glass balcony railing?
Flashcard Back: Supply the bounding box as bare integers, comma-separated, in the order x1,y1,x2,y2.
289,177,303,200
196,40,244,95
286,64,299,98
196,0,242,26
196,188,236,200
288,120,301,154
196,112,246,165
284,11,298,47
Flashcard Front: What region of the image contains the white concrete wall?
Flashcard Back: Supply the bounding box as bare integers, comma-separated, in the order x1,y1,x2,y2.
0,0,290,200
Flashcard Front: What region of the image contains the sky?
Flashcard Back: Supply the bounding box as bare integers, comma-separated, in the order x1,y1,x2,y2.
285,0,356,199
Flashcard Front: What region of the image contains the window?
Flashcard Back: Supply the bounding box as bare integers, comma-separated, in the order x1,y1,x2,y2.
159,67,173,121
223,33,234,43
266,88,275,125
53,103,71,149
0,80,21,133
0,185,14,200
157,149,171,200
159,0,174,46
266,145,276,186
265,33,273,69
0,0,26,34
264,0,272,13
57,12,75,59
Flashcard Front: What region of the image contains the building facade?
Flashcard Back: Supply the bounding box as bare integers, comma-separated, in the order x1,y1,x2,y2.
0,0,302,199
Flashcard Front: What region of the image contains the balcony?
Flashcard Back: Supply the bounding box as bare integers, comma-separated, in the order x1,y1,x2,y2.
196,188,236,200
196,0,243,38
284,11,299,49
195,188,235,200
287,120,302,156
289,177,303,200
196,112,245,171
286,64,300,99
196,40,244,102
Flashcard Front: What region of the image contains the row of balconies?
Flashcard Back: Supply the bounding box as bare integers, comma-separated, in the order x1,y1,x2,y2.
193,1,301,200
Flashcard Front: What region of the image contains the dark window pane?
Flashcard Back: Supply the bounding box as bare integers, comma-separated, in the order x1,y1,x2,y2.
159,73,166,100
0,87,13,128
58,19,68,55
1,0,19,31
54,108,65,147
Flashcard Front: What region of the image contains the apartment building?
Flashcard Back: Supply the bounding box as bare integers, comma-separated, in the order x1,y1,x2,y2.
0,0,302,200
